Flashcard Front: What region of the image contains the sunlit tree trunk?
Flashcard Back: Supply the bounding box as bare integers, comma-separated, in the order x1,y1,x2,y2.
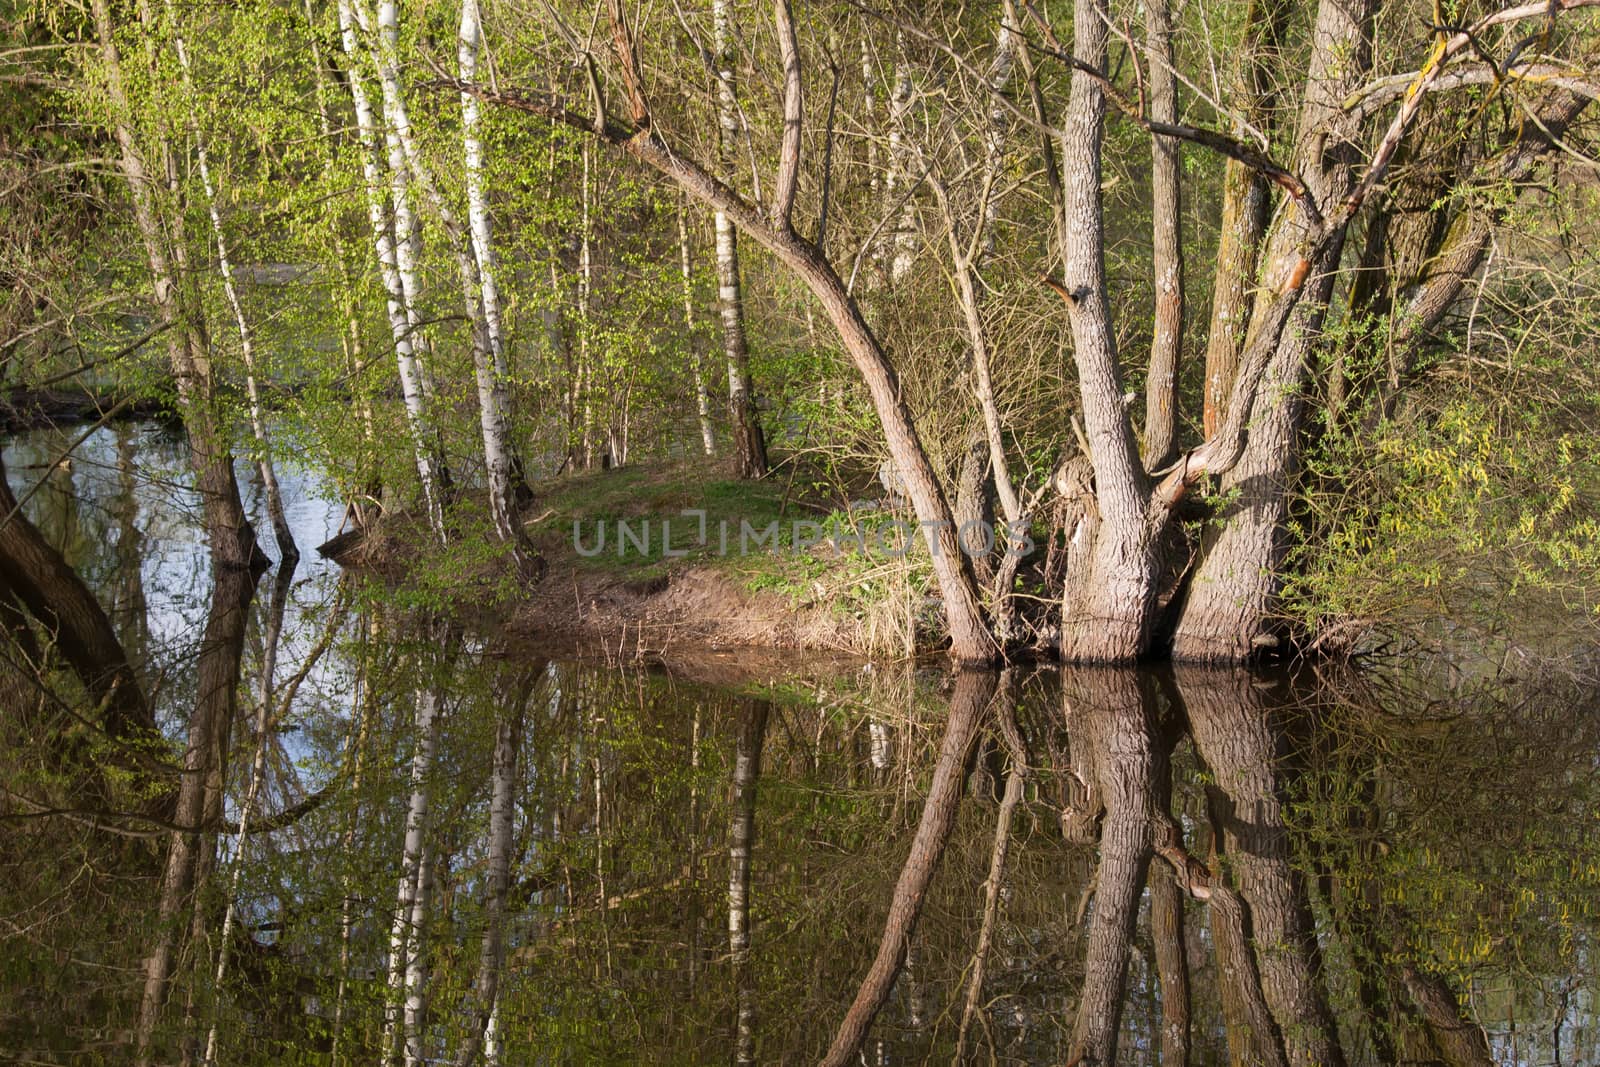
1173,0,1378,660
1201,0,1291,437
1053,0,1163,663
355,0,528,552
711,0,768,478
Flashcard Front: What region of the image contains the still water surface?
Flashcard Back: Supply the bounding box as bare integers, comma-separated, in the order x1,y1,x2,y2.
2,423,1597,1065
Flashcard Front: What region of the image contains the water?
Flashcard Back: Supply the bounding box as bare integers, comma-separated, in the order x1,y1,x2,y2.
2,422,1598,1065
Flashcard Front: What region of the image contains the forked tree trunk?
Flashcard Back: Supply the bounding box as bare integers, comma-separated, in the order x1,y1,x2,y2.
1053,0,1163,663
1173,0,1379,661
711,0,769,478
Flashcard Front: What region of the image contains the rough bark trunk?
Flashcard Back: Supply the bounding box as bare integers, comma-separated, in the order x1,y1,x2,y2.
820,670,997,1066
1200,0,1291,437
1172,0,1379,661
1142,0,1182,470
1053,0,1162,663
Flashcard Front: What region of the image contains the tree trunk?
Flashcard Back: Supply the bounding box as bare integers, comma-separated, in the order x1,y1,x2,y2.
88,0,258,572
712,0,768,478
1053,0,1162,663
161,0,296,563
474,12,993,663
1200,0,1292,438
678,196,717,456
1142,0,1182,470
1173,0,1378,661
458,0,535,550
335,0,447,540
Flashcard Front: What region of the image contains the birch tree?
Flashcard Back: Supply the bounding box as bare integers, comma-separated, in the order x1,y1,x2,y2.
711,0,770,478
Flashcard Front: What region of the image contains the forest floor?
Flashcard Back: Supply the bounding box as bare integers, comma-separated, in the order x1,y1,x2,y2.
331,456,950,666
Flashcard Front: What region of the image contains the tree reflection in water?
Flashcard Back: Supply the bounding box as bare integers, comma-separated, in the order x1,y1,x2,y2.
4,427,1600,1063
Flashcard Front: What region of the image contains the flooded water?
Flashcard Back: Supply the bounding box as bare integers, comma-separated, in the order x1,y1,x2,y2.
3,423,1598,1065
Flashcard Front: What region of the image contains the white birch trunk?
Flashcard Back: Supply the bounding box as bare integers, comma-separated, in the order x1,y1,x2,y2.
335,0,446,540
457,0,509,383
886,50,918,286
711,0,766,477
678,197,716,456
